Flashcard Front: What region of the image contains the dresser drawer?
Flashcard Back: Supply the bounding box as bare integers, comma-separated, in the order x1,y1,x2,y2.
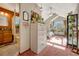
4,33,12,38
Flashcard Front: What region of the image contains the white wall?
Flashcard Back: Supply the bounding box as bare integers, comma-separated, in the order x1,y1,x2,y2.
73,4,79,14
20,3,41,53
45,14,57,33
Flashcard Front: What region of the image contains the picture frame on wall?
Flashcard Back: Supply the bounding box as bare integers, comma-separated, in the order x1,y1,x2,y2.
23,11,29,21
31,11,40,23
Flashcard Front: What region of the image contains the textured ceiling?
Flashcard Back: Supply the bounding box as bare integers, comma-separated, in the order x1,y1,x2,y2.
38,3,78,17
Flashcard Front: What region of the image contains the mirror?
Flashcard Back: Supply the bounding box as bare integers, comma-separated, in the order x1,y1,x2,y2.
23,11,29,21
0,15,8,26
14,16,20,34
12,16,20,34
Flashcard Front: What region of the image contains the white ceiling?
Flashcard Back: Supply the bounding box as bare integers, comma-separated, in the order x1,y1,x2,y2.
0,3,78,18
0,3,19,12
38,3,78,17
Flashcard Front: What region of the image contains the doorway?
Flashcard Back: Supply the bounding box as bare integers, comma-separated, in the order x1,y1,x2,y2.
47,16,67,51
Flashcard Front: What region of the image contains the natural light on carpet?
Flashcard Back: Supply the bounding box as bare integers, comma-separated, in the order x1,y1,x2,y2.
50,36,67,46
47,36,67,50
47,42,66,50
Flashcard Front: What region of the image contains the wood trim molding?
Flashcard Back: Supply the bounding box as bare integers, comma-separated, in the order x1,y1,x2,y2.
0,7,19,16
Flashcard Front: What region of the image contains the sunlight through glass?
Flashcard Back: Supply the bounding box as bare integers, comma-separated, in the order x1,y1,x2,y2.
47,36,67,50
47,42,53,46
49,36,67,46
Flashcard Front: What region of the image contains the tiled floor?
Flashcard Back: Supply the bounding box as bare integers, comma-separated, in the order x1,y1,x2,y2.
19,35,78,56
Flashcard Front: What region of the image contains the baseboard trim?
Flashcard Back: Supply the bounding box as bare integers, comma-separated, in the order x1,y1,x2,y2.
18,48,30,55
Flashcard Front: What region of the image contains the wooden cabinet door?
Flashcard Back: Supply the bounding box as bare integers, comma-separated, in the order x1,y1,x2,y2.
0,30,3,44
3,31,12,43
0,26,13,44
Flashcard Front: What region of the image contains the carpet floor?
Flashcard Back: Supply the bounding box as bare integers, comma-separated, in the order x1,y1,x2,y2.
19,35,78,56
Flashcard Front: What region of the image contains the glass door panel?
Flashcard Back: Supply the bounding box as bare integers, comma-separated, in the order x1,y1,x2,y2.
67,14,78,47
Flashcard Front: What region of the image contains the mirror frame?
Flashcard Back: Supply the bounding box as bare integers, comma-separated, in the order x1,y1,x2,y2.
23,11,29,21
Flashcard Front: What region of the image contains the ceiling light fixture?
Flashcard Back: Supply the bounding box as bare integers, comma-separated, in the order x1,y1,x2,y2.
0,12,4,15
5,13,8,16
